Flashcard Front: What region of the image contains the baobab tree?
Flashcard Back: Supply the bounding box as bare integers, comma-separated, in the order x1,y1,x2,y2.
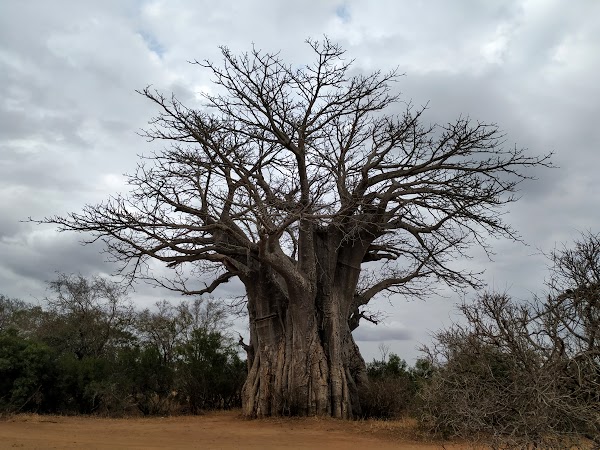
42,39,550,418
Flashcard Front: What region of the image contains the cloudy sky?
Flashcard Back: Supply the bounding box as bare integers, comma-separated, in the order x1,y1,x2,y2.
1,0,599,362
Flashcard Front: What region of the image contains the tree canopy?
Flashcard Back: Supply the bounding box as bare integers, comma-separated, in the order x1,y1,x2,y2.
49,39,549,302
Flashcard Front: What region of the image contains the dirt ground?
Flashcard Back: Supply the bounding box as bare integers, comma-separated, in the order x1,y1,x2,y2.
0,410,468,449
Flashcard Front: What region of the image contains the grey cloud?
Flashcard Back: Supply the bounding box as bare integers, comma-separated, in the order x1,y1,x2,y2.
0,231,111,280
0,229,114,302
353,325,412,342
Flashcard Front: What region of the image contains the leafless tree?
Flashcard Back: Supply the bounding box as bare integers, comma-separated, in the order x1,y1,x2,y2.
0,295,31,332
420,233,600,448
136,297,230,364
44,273,134,360
41,39,550,418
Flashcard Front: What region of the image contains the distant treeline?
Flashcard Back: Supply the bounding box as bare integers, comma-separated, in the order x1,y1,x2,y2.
0,274,246,416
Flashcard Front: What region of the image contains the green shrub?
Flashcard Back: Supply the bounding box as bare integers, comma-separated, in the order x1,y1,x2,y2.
360,352,420,418
0,330,57,413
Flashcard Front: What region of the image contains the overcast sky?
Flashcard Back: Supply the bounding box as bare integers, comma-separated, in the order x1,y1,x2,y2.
1,0,599,363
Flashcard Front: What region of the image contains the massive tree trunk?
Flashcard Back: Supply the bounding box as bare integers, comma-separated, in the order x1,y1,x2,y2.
240,232,370,418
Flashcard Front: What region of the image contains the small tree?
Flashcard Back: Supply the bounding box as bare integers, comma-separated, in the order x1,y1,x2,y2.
177,328,245,412
42,39,550,417
133,297,236,414
0,295,27,332
42,274,134,360
0,295,46,336
30,274,136,413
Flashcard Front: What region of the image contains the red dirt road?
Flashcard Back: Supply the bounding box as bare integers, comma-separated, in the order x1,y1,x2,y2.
0,410,465,449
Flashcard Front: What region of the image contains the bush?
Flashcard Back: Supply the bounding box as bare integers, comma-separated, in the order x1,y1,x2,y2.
419,288,599,447
176,329,246,413
0,275,247,417
0,330,57,413
52,354,117,414
418,233,600,447
360,351,420,418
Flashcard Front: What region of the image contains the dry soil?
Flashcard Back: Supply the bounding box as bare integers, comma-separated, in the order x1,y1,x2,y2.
0,410,468,449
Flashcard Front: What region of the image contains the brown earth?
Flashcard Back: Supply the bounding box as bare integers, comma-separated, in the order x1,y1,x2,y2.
0,410,471,449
